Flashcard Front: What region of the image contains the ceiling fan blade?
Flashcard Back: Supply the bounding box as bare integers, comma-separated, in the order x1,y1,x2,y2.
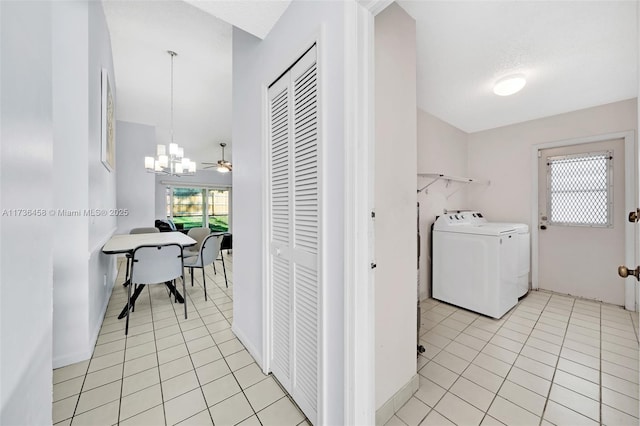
201,161,217,165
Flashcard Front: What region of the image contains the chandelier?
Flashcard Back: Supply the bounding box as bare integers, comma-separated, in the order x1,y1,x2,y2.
145,50,196,176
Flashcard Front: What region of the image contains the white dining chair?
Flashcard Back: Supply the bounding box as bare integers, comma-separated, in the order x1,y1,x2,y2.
183,227,211,259
124,227,160,287
210,233,231,276
123,227,161,313
126,243,185,335
184,233,227,300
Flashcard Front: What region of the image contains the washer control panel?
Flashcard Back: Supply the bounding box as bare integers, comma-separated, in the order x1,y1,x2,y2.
434,213,472,227
434,211,489,231
460,211,486,224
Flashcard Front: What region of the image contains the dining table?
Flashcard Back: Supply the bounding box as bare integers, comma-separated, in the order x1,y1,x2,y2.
102,231,196,320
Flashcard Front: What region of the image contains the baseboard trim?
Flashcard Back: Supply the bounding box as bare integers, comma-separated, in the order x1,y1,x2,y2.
375,374,419,426
54,253,116,369
88,276,113,357
53,349,92,370
232,322,263,368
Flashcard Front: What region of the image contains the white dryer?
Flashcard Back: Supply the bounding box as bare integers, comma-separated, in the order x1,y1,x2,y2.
460,212,530,298
432,212,519,319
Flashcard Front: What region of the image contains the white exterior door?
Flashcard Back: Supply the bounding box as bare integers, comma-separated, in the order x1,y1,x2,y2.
267,45,320,424
538,138,626,305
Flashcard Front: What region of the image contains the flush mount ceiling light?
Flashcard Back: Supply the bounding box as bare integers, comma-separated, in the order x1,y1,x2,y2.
145,50,196,176
493,74,526,96
202,142,232,173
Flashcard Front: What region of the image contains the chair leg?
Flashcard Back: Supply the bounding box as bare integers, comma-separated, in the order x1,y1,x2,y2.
183,276,187,319
190,268,194,287
202,267,207,301
125,280,132,335
221,254,228,288
132,284,136,312
123,256,131,287
213,261,217,275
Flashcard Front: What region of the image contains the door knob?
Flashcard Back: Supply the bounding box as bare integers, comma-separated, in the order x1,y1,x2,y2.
628,209,639,223
618,265,640,281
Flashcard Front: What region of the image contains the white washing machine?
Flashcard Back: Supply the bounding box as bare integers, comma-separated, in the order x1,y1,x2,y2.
432,212,519,319
460,212,530,298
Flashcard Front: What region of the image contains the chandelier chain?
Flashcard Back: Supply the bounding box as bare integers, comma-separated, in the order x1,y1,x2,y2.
144,50,195,176
169,50,177,145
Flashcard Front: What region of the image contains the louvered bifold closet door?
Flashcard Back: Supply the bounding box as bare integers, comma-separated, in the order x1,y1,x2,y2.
267,44,319,425
291,47,319,424
268,75,293,391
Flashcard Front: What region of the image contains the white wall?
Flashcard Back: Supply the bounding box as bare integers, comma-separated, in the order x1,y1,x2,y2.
232,1,347,423
51,0,118,368
87,0,118,347
374,3,417,410
467,99,637,226
52,0,90,367
416,109,469,299
116,120,156,233
88,1,117,250
0,1,54,424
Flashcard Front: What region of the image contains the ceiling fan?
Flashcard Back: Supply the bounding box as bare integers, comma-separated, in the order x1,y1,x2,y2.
203,142,232,173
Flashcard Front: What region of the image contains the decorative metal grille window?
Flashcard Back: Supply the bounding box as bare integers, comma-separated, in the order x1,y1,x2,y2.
547,151,613,227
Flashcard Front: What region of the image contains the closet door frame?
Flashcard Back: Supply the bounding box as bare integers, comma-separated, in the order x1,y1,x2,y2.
261,2,384,422
262,37,324,425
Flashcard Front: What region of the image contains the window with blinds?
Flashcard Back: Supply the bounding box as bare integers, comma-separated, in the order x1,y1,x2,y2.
547,151,613,227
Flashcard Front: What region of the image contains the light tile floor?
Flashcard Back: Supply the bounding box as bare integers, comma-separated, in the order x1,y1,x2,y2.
54,256,640,426
388,291,640,426
53,254,309,426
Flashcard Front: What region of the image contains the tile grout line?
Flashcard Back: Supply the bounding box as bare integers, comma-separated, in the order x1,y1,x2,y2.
192,264,305,425
68,259,128,425
414,301,453,424
417,299,507,423
538,296,582,425
180,265,226,425
63,334,91,423
472,294,554,426
416,300,472,423
599,302,603,426
57,260,190,424
178,263,262,426
120,285,161,424
145,283,169,426
114,285,132,426
121,286,205,423
419,300,507,425
63,260,125,424
433,294,557,422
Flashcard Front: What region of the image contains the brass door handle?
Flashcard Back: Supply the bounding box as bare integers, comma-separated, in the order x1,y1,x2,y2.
618,265,640,281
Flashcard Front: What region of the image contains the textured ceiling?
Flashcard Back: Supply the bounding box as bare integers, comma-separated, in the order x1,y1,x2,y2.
398,0,638,133
103,0,233,166
104,0,638,167
103,0,290,167
184,0,292,39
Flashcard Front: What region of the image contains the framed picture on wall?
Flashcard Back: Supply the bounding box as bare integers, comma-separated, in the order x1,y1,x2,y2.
101,68,115,171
